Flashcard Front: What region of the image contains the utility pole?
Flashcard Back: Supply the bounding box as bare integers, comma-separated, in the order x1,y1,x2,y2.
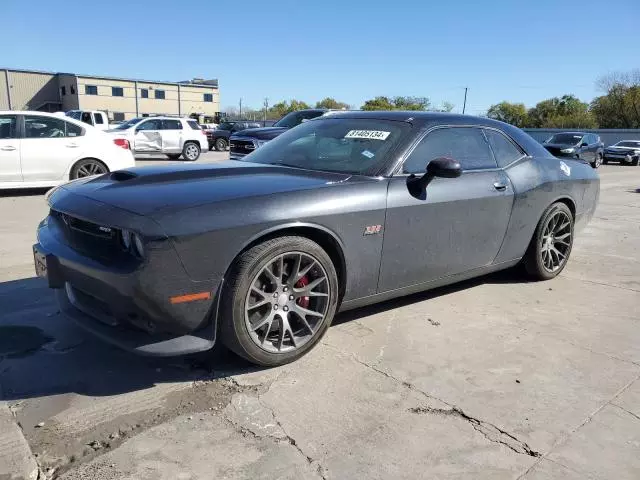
239,98,242,119
462,87,468,114
263,97,268,126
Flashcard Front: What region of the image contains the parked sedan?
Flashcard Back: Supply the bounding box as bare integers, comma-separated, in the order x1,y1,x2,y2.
542,132,604,168
603,140,640,166
34,112,599,366
207,121,261,151
0,111,134,190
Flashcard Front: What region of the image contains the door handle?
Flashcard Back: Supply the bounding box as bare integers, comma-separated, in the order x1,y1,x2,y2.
493,182,507,191
1,146,16,151
66,143,79,148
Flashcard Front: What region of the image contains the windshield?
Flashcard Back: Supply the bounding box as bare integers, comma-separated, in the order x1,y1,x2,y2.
218,122,236,131
112,118,143,130
66,111,82,120
546,133,583,145
239,118,409,175
274,110,324,129
614,141,640,148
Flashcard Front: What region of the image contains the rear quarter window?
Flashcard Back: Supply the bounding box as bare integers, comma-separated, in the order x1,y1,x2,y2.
187,120,201,130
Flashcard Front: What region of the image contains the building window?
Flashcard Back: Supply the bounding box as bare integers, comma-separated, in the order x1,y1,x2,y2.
61,86,66,96
141,88,148,98
70,85,76,94
85,85,98,95
113,112,125,121
141,113,150,117
112,87,124,97
154,90,165,100
203,93,213,102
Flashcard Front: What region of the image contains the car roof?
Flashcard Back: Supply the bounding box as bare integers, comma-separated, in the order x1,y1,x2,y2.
321,110,513,128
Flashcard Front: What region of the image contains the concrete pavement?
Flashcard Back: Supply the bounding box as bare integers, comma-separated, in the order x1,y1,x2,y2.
1,163,638,479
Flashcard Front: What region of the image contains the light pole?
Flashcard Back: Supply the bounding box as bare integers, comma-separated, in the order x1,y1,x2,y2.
239,98,242,119
462,87,468,114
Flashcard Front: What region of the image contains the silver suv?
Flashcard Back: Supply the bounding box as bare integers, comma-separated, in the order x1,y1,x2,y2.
107,117,208,161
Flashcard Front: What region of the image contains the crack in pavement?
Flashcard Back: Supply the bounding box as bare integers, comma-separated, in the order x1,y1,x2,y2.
408,406,540,457
610,403,640,423
222,392,328,480
322,342,541,458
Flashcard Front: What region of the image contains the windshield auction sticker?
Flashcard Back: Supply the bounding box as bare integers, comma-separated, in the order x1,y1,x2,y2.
344,130,390,141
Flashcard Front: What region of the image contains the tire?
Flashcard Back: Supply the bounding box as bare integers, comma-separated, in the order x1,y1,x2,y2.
182,142,200,161
523,202,574,281
631,156,639,167
220,236,339,367
70,158,109,180
167,153,182,160
591,153,602,169
214,138,228,151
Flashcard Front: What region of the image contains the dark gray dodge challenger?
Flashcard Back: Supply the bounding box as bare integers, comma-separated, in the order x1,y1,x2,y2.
34,112,599,366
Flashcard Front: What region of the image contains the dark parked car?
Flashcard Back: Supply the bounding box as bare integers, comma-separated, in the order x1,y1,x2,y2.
34,112,599,367
603,140,640,166
542,132,604,168
208,121,261,151
229,109,328,160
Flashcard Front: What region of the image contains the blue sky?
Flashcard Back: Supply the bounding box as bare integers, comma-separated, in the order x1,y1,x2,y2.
3,0,637,114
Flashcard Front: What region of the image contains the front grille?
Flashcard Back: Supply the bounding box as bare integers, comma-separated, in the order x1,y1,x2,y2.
229,139,255,152
50,209,124,260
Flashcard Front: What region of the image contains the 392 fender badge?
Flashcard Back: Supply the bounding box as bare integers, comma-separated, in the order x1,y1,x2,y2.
364,225,382,236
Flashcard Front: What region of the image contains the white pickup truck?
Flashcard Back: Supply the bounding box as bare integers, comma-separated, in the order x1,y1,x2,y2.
65,110,110,130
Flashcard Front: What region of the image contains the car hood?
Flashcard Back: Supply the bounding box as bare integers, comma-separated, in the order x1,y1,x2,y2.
543,143,577,149
55,161,355,217
606,146,638,151
233,127,288,140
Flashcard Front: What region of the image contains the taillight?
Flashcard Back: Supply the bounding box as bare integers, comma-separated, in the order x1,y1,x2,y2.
201,130,207,135
113,138,130,150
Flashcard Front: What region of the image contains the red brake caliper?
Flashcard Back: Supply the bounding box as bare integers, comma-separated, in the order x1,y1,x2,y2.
295,276,310,308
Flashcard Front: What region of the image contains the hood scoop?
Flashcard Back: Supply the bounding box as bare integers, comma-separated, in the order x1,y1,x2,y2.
110,170,138,181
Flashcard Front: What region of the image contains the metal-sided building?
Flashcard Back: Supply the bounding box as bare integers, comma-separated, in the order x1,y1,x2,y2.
1,68,220,122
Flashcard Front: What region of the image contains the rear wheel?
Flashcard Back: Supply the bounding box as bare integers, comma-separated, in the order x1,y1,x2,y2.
591,153,602,168
221,236,339,367
214,138,228,151
523,202,574,280
182,142,200,161
167,153,181,160
630,156,639,167
70,158,108,179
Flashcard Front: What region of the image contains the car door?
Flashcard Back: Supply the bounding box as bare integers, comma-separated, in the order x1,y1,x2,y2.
0,114,22,182
20,115,85,182
161,119,183,152
133,119,163,152
378,126,514,292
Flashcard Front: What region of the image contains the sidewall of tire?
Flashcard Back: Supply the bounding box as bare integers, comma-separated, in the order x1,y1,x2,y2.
214,138,227,151
524,202,574,280
182,142,200,161
70,158,108,180
221,236,339,366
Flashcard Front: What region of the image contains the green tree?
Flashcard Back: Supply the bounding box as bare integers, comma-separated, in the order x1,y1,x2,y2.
591,70,640,128
268,99,312,119
315,97,350,110
526,95,596,128
361,96,431,111
487,101,528,127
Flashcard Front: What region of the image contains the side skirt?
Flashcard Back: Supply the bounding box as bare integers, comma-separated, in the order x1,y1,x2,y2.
339,259,521,312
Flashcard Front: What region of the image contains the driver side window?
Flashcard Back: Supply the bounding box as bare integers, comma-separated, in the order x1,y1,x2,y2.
402,127,497,174
136,119,162,131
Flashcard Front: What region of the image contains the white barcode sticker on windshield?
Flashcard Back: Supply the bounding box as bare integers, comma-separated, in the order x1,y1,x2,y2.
344,130,390,141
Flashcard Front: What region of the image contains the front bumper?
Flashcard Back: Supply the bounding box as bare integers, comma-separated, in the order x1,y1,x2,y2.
34,195,220,356
603,152,639,162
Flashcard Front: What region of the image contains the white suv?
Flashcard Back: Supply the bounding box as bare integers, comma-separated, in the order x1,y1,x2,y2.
107,117,208,161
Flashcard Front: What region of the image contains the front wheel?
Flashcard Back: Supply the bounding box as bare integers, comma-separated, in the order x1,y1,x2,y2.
221,236,339,367
523,202,574,280
182,142,200,161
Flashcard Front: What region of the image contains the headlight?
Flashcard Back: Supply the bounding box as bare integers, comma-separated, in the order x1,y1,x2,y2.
120,229,132,250
132,234,145,258
255,139,269,148
560,148,575,153
120,229,145,258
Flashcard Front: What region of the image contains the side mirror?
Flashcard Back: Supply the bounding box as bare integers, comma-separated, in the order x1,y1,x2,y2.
580,142,588,147
426,157,463,179
407,157,462,196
